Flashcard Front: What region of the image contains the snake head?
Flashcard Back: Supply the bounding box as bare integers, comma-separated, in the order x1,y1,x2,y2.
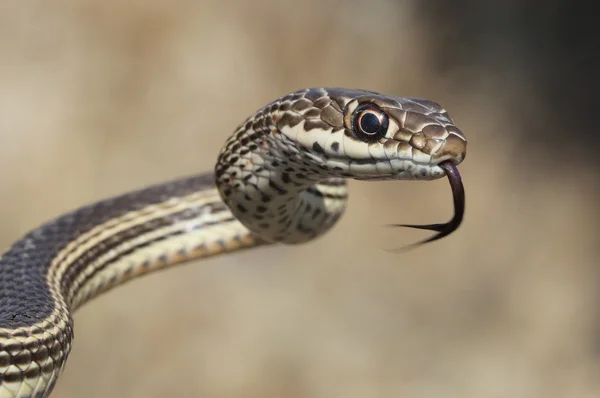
271,88,468,247
274,88,467,181
217,88,468,246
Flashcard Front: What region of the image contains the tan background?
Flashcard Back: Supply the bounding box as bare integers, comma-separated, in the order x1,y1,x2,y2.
1,1,598,397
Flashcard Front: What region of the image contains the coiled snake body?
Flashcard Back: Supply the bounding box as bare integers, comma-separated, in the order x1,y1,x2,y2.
0,88,467,397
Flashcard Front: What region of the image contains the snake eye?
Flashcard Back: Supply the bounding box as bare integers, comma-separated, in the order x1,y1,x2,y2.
352,104,389,141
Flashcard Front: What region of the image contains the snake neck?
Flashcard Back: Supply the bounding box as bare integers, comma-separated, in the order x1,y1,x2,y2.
215,111,348,244
221,176,347,244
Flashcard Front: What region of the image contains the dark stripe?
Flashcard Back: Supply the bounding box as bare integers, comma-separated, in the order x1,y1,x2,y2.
305,187,348,200
0,173,217,328
72,215,237,303
60,201,227,301
52,195,193,284
318,179,346,187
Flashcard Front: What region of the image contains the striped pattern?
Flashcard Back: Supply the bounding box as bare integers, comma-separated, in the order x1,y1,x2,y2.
0,88,467,397
0,176,263,398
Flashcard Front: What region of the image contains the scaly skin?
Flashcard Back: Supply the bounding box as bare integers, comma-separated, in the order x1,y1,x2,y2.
0,88,466,397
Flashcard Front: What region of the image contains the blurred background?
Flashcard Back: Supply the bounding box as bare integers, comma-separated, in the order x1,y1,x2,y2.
1,1,598,397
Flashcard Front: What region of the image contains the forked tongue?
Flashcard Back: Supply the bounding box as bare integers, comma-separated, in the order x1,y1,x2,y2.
389,161,465,252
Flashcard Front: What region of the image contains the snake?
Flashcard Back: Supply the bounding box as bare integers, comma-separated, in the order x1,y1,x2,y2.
0,88,467,397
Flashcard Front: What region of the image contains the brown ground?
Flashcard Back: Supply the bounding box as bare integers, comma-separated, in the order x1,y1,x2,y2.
1,1,598,397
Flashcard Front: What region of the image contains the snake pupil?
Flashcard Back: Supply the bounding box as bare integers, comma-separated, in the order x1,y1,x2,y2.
352,104,389,141
360,112,381,135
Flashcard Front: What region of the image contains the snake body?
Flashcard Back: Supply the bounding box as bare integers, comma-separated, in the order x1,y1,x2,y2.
0,88,467,397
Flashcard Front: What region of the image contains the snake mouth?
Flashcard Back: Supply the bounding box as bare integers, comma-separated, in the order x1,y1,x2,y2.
389,160,465,250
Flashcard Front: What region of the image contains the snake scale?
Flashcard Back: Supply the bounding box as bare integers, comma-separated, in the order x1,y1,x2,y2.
0,88,467,397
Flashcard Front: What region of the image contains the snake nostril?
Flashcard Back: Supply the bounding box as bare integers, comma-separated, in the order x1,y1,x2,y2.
434,133,467,163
